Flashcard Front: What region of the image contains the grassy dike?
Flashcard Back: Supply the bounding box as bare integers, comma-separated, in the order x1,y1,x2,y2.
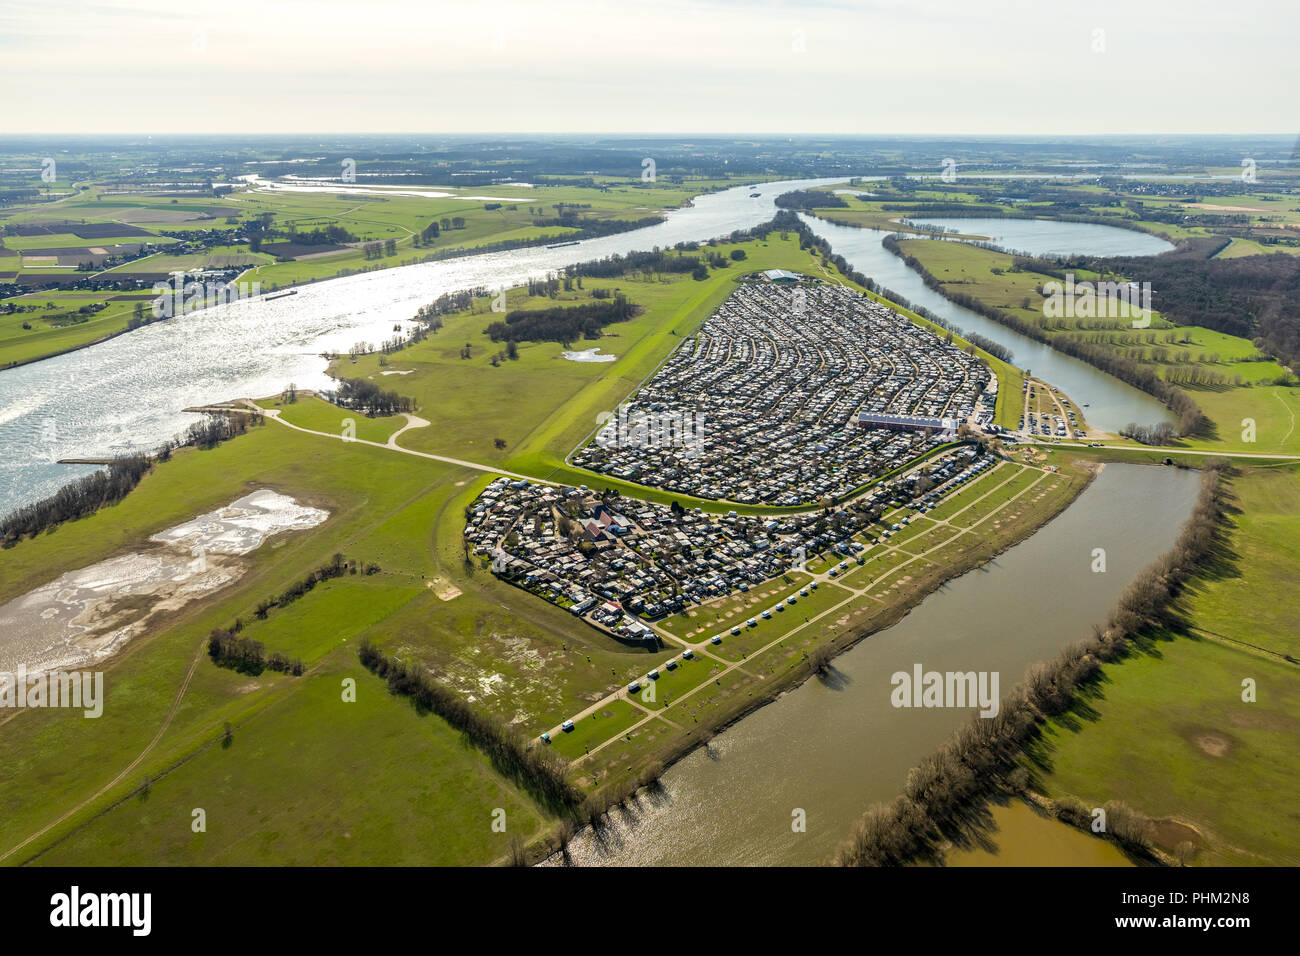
885,236,1299,453
0,226,1079,866
835,455,1300,867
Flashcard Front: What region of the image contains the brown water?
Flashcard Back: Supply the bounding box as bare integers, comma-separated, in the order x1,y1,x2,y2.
550,463,1203,866
944,801,1134,867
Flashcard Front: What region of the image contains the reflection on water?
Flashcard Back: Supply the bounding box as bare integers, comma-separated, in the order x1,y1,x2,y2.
547,464,1202,867
799,214,1175,433
0,178,840,516
0,490,327,674
906,217,1174,258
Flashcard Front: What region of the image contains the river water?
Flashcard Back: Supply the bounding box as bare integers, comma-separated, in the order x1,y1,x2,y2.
799,214,1176,432
549,463,1203,866
0,178,1198,867
0,177,839,515
905,216,1174,258
2,179,1173,517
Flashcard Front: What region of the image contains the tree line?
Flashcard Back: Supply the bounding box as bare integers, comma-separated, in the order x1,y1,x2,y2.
357,639,580,813
882,234,1204,435
1,455,151,546
562,247,708,280
531,212,664,239
1098,241,1300,372
963,332,1014,364
252,553,375,620
485,295,639,345
328,378,413,416
774,189,849,210
836,461,1229,866
208,628,305,676
1,411,260,546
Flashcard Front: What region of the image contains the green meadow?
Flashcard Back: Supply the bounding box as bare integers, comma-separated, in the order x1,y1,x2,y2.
345,232,1023,481
0,218,1077,864
1025,464,1300,866
254,393,405,444
0,175,748,367
0,420,646,866
891,237,1298,453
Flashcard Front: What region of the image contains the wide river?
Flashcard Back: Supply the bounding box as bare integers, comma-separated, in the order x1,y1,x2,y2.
1,179,1173,516
0,178,1197,866
549,463,1203,866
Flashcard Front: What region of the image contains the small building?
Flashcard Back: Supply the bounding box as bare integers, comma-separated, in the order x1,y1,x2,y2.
857,411,955,435
764,269,800,283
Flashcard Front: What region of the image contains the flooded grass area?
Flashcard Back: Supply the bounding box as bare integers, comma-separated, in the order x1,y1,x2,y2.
0,490,327,674
942,800,1134,867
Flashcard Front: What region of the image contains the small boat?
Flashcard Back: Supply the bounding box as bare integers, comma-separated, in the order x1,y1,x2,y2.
546,240,580,249
749,192,761,198
263,290,298,301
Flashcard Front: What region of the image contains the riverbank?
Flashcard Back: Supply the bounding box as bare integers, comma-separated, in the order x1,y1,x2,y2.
835,461,1228,867
0,178,855,519
894,236,1300,455
880,234,1203,434
533,453,1095,865
1020,461,1300,866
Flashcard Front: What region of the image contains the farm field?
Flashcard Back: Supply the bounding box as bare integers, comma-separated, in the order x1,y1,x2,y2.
0,175,748,368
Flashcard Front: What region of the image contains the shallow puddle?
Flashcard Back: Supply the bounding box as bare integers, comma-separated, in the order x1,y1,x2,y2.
0,490,327,674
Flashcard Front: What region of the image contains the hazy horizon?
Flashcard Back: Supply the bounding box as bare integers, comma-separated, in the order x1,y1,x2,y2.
4,0,1296,136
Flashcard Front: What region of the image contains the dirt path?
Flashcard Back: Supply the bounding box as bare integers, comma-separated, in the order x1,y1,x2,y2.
250,403,543,482
1276,391,1296,447
0,634,209,864
553,464,1052,760
386,412,431,447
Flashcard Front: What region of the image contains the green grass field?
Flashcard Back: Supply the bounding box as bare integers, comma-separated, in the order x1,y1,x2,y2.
1024,464,1300,866
352,234,1023,487
29,646,548,866
254,393,405,444
892,238,1299,453
0,221,1096,866
0,175,752,368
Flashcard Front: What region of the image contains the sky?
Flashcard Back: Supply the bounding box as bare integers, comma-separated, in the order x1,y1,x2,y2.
2,0,1297,135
